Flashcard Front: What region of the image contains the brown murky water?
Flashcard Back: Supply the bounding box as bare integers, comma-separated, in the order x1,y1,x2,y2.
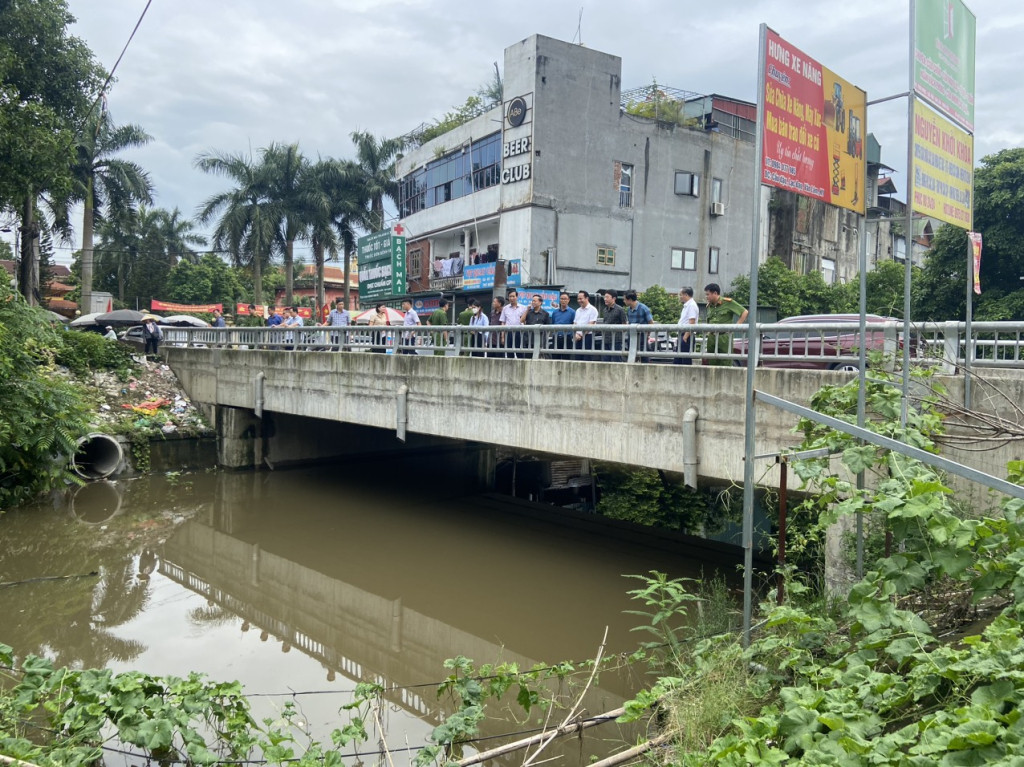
0,460,739,764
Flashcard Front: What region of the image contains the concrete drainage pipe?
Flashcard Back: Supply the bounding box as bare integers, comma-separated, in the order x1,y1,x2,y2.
72,433,124,480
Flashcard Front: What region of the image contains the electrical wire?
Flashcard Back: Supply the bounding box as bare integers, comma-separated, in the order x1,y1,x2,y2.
80,0,155,131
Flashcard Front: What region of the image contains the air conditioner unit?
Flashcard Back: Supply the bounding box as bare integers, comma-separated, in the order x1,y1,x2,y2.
711,201,725,217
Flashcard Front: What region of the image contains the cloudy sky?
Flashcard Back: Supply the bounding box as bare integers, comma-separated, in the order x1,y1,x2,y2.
49,0,1023,264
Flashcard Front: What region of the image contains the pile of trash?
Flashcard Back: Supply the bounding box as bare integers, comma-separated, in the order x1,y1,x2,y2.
88,359,211,438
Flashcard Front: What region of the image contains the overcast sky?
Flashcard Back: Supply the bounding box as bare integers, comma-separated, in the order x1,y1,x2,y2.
43,0,1024,265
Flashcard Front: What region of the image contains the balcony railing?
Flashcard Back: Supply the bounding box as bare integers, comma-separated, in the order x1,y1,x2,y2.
429,275,463,291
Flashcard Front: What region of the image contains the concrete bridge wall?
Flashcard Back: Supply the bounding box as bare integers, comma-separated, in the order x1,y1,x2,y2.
165,348,1024,497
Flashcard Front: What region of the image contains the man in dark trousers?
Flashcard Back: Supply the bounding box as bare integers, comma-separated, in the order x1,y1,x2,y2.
601,289,627,362
521,294,551,356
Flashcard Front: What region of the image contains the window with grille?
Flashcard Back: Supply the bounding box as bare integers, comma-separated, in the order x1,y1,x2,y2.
408,248,422,279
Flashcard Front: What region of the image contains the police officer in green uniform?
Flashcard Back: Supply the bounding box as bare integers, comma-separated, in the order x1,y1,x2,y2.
704,283,748,366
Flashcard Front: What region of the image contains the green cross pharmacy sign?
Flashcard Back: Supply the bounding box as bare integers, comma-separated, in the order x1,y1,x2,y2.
357,228,407,301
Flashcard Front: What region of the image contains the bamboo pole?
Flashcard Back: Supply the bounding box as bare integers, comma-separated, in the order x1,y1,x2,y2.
0,754,45,767
586,733,672,767
457,707,626,767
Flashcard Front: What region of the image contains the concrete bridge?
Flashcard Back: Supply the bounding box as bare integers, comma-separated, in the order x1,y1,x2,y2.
164,341,1024,495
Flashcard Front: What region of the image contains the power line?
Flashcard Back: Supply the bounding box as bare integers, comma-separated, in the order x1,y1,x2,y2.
84,0,154,129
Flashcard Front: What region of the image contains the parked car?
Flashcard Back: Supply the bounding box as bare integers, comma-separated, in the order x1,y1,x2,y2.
119,324,205,351
733,313,898,371
117,325,147,351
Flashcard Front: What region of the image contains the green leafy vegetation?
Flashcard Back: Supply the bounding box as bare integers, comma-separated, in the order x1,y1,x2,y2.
737,149,1024,323
596,464,740,535
54,325,135,379
623,80,701,128
0,283,92,510
615,367,1024,765
410,72,503,147
637,283,680,323
1,0,106,302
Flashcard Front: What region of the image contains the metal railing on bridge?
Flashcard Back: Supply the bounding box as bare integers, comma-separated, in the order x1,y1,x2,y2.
160,320,1024,370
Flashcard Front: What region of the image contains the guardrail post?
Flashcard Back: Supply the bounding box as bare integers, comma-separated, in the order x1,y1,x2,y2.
626,327,638,363
883,322,897,373
942,320,960,375
452,327,463,357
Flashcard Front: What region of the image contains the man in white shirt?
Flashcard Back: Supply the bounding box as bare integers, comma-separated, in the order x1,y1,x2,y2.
573,290,600,360
677,286,699,365
499,288,527,358
283,306,304,349
401,298,420,354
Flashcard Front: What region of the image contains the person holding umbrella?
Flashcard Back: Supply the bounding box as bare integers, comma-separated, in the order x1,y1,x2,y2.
142,315,163,359
103,326,117,341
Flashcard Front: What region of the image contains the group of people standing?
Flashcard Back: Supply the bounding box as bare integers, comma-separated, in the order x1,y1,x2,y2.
369,282,747,362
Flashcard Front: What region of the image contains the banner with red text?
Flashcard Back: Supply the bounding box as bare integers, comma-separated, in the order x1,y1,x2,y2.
761,28,866,214
151,300,222,313
968,231,982,295
236,303,267,318
235,303,310,319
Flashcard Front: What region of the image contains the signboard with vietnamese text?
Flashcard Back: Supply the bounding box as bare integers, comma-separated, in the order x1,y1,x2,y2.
357,229,407,301
506,259,522,287
913,0,976,132
462,259,523,290
761,28,866,214
517,288,560,314
463,263,496,290
911,99,973,228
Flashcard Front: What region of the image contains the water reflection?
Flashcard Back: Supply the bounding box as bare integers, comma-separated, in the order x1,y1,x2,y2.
71,480,123,524
0,473,210,669
1,463,741,761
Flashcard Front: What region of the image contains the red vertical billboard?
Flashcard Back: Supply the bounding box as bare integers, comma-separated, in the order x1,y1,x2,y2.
761,29,866,215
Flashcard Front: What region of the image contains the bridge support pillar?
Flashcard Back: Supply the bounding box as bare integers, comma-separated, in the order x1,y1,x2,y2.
216,406,263,469
476,446,496,491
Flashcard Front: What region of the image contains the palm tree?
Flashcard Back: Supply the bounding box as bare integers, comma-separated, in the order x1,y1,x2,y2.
262,143,307,306
299,158,367,311
74,111,154,310
94,205,167,305
157,207,207,265
349,131,405,232
299,160,340,313
195,150,280,306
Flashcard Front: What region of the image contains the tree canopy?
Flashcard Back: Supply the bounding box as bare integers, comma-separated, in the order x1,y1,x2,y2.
0,0,104,210
915,148,1024,322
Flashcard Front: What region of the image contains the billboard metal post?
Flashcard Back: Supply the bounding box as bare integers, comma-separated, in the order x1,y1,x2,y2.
741,24,768,647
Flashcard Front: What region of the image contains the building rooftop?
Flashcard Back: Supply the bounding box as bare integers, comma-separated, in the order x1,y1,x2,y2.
620,84,703,109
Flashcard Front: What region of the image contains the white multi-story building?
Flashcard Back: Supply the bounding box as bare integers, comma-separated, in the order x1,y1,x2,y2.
394,34,759,309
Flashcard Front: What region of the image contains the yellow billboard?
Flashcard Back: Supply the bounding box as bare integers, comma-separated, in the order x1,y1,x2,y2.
911,100,973,229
